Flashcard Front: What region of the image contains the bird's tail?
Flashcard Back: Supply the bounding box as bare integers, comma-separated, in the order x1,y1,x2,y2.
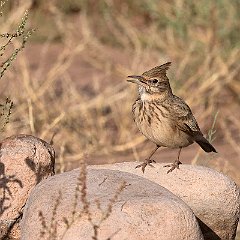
195,136,217,153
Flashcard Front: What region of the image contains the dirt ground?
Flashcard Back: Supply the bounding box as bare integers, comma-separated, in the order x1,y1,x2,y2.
21,43,240,186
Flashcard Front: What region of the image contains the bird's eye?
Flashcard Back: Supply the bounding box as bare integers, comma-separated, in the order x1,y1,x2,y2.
152,79,158,84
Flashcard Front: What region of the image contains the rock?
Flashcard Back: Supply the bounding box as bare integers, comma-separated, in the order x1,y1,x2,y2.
91,162,240,240
0,135,55,239
21,168,203,240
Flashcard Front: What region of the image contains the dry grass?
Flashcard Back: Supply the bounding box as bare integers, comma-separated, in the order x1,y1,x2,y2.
0,1,239,180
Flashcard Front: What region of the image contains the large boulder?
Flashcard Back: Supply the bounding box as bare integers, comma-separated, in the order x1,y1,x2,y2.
21,168,204,240
0,135,55,239
91,162,240,240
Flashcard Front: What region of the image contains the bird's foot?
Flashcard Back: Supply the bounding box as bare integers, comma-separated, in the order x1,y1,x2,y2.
164,160,182,174
135,159,156,173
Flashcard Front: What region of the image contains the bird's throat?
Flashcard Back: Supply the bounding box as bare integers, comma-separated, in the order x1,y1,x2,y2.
140,92,170,102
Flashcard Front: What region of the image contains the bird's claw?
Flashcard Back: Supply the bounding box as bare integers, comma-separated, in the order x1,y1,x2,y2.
164,160,182,174
135,159,156,173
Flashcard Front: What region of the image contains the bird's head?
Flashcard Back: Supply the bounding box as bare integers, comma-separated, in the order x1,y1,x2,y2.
127,62,172,101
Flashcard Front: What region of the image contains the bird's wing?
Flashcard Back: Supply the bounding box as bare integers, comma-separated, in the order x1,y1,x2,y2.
166,96,202,136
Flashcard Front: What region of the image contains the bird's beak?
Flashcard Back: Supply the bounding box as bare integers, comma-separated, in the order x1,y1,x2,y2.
127,75,147,87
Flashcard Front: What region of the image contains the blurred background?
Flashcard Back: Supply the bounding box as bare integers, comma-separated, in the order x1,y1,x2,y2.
0,1,239,183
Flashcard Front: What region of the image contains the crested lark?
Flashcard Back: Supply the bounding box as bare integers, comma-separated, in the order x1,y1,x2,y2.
127,62,217,173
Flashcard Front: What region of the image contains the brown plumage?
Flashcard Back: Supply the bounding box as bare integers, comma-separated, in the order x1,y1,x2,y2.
127,62,217,173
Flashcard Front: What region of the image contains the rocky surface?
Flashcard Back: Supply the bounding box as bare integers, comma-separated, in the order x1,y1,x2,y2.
21,168,203,240
0,135,55,239
91,162,240,240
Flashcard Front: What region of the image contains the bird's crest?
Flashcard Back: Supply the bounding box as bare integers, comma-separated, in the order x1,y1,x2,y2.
142,62,171,79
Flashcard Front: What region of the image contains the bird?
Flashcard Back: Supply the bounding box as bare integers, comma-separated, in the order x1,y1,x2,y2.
127,62,217,173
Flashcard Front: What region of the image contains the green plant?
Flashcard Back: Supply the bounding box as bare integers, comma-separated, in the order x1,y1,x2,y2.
0,4,34,132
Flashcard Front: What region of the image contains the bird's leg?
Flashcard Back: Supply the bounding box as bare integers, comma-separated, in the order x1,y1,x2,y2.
135,145,159,173
164,147,182,173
